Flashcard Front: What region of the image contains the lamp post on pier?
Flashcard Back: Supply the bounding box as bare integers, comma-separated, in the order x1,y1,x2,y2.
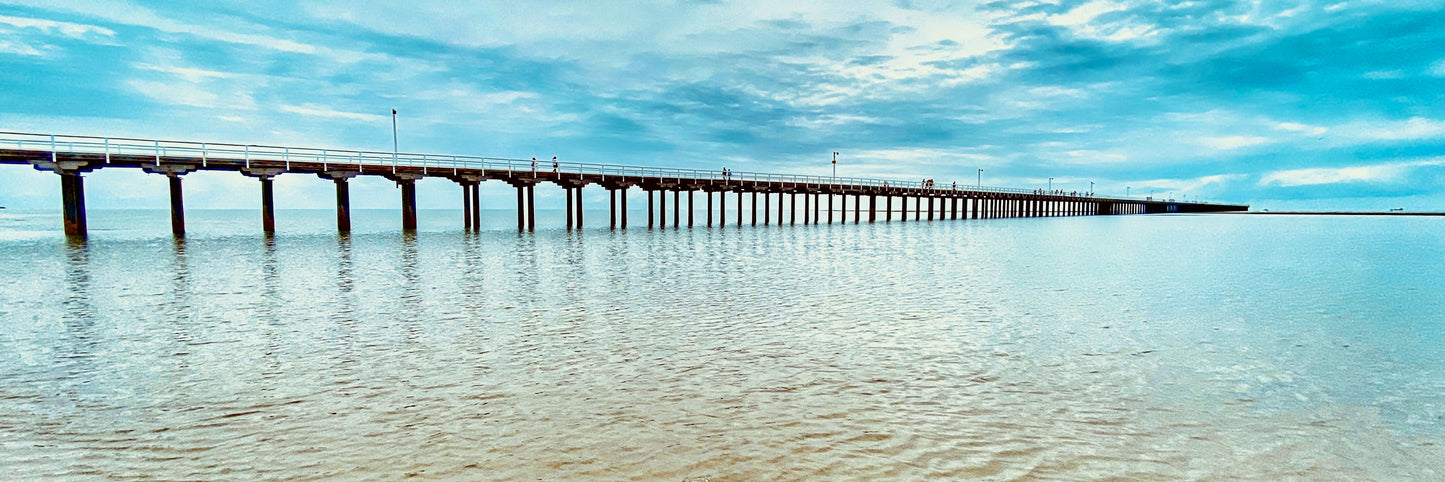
391,109,398,163
1048,177,1053,192
977,168,983,187
832,151,838,180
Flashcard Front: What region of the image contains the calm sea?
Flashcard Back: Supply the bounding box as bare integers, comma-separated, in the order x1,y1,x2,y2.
1,209,1441,479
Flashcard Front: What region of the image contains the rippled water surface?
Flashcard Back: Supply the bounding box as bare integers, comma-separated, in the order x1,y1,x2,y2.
1,209,1442,480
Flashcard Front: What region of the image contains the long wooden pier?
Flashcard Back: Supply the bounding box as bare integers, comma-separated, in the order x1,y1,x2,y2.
0,132,1248,237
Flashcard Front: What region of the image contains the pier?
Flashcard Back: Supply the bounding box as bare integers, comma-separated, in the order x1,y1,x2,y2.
0,132,1248,237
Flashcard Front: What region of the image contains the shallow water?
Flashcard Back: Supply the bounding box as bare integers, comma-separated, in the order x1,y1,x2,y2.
1,210,1442,479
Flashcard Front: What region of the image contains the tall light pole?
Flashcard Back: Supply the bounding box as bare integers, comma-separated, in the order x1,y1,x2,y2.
1127,186,1131,198
1048,177,1054,191
391,109,398,163
1089,181,1094,194
832,151,838,180
977,168,983,187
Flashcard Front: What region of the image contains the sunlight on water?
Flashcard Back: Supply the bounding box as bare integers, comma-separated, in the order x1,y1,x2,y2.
0,210,1442,479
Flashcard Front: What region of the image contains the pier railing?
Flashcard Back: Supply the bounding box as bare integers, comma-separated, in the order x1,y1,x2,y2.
2,131,1040,194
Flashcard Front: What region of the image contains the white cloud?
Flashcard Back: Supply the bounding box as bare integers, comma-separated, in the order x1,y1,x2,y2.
0,14,114,38
1338,117,1445,142
0,39,44,56
3,0,315,53
1200,135,1272,150
279,104,387,123
136,63,236,83
1273,122,1329,136
1259,158,1445,187
1430,59,1445,77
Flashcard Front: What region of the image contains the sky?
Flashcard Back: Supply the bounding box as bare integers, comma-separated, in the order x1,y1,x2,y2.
2,0,1444,211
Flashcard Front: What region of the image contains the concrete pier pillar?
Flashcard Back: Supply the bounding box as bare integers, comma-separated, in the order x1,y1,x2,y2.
886,196,893,222
516,186,526,230
471,184,481,229
463,184,474,231
610,188,617,230
575,187,584,229
868,194,876,223
757,191,768,226
763,192,771,225
790,193,796,226
658,189,667,228
719,190,726,226
167,175,185,237
688,190,695,228
57,172,88,237
672,190,680,229
399,179,417,230
803,192,810,225
527,185,536,231
814,191,826,222
565,188,574,230
620,187,628,229
827,194,833,224
848,194,856,224
260,176,276,233
776,193,783,225
336,178,352,232
736,191,743,227
707,191,714,227
647,189,655,229
915,195,922,220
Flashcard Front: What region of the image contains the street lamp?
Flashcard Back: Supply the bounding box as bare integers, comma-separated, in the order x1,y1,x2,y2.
1089,181,1094,194
391,109,398,163
832,152,838,180
1048,177,1054,192
977,168,983,187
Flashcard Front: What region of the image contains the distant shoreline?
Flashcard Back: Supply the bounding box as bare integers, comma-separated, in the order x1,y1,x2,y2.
1236,211,1445,216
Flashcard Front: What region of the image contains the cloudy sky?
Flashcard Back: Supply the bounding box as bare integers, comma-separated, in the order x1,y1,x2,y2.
2,0,1443,211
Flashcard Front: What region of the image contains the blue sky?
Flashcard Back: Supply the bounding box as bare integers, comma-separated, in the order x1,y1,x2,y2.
2,0,1443,211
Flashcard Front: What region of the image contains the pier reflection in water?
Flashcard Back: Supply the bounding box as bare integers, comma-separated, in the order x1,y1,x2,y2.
0,212,1442,479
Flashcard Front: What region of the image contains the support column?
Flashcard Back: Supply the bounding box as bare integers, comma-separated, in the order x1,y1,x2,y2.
736,191,743,227
707,191,713,227
803,192,810,225
672,190,680,229
776,192,783,225
734,190,745,226
471,184,481,229
527,185,536,231
336,178,352,233
927,197,934,221
261,176,276,233
843,193,855,223
569,186,580,228
610,188,617,230
399,179,417,230
565,187,574,230
814,193,820,223
167,175,185,237
827,194,834,224
688,190,695,228
648,189,655,229
719,190,726,226
791,191,803,226
763,192,770,225
661,189,669,228
620,187,628,229
886,195,893,222
753,192,760,226
517,185,526,230
868,194,876,223
57,172,88,237
463,183,474,231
